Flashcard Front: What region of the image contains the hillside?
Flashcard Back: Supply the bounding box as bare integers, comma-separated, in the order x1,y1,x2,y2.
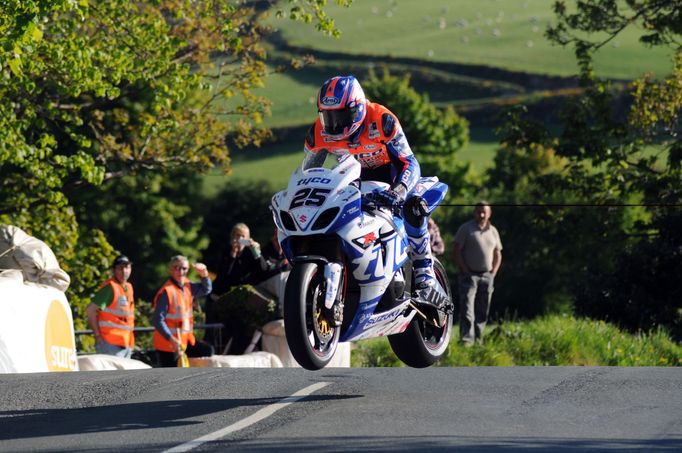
216,0,672,190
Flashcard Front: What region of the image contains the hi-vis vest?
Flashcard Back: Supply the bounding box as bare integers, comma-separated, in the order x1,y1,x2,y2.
306,101,399,170
152,279,196,352
97,278,135,348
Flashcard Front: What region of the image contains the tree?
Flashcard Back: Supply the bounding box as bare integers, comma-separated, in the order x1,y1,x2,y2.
72,170,209,302
489,0,681,333
481,106,634,317
0,0,351,329
200,180,278,274
362,69,470,197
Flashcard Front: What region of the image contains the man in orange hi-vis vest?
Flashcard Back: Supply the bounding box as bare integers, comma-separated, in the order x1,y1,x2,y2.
86,255,135,358
152,255,214,367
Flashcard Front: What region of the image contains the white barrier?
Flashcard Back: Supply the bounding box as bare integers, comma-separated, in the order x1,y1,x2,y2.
78,354,151,371
189,351,283,368
0,270,78,373
261,319,351,367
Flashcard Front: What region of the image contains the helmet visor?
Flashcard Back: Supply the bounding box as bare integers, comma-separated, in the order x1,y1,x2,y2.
319,107,355,136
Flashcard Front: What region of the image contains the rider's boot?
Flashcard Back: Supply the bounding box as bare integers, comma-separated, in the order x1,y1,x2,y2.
407,234,437,291
403,196,438,298
403,196,449,309
408,235,450,313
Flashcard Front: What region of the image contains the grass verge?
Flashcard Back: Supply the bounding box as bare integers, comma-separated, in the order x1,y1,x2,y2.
350,315,682,367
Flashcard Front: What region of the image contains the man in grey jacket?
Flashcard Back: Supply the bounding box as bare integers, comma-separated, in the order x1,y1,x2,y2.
453,201,503,346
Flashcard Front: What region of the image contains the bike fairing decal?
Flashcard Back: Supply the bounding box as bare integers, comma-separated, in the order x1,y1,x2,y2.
327,196,361,232
292,206,320,231
341,298,416,342
296,177,332,186
380,228,409,275
351,231,378,249
351,243,384,283
346,229,408,284
289,187,331,209
339,294,380,342
352,311,415,341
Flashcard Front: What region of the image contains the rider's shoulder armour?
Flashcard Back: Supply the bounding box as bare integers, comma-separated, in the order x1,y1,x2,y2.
381,112,396,138
363,102,399,141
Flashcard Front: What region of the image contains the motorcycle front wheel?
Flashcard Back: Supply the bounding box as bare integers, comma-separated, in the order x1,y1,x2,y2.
388,258,453,368
283,262,340,370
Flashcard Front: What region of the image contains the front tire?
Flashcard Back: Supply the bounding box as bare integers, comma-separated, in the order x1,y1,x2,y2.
388,258,453,368
283,262,340,370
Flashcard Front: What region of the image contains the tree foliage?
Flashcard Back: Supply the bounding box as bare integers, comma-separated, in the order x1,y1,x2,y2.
72,170,209,301
362,69,470,197
487,0,681,334
0,0,351,326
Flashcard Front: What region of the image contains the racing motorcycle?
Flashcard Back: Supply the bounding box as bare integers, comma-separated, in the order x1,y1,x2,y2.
270,148,453,370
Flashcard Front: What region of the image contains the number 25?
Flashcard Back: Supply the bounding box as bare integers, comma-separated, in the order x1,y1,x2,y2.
290,188,331,209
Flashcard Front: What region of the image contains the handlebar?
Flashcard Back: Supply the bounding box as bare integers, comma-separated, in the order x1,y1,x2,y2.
361,193,402,216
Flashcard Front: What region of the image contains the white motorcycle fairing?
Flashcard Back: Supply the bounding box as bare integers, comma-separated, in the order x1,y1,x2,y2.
271,149,447,342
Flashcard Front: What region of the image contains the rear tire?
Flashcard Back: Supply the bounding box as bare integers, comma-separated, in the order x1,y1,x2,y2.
283,262,340,370
388,258,453,368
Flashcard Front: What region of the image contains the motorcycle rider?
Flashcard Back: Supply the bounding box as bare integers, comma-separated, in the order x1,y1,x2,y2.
304,75,439,295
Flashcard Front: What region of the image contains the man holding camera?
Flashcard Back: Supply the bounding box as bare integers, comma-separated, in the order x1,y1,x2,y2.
212,222,270,296
206,223,290,352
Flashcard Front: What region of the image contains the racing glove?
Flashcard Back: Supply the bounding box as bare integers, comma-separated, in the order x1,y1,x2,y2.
366,184,407,214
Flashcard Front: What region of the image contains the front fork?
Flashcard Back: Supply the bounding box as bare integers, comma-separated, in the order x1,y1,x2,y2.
322,262,344,326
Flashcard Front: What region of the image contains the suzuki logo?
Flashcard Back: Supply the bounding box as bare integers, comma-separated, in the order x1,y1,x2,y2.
362,232,377,246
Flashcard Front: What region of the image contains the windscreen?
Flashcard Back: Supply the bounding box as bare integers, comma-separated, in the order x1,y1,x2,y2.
302,148,347,171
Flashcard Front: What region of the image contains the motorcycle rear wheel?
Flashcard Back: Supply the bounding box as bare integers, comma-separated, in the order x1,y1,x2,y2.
283,262,340,370
388,258,453,368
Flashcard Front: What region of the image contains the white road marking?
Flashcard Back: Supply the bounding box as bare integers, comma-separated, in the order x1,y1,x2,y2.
163,381,331,453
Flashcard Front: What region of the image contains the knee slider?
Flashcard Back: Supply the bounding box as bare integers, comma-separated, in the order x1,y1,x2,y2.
403,196,428,228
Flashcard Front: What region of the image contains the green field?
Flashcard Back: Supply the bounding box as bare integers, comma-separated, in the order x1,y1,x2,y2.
245,1,674,130
255,71,320,128
207,0,673,191
270,0,673,79
204,142,301,196
204,126,500,196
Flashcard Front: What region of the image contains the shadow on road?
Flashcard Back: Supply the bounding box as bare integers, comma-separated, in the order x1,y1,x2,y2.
0,394,359,440
204,435,682,452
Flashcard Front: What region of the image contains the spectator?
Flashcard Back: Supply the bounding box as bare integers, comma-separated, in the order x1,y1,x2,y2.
152,255,214,367
261,229,289,273
212,223,288,306
207,224,288,353
255,229,291,316
86,255,135,358
428,217,445,256
453,201,503,346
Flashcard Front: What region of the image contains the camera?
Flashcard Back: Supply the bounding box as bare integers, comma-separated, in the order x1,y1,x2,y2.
237,238,252,246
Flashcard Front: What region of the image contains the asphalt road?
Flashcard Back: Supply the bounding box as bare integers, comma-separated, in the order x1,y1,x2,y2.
1,367,680,452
